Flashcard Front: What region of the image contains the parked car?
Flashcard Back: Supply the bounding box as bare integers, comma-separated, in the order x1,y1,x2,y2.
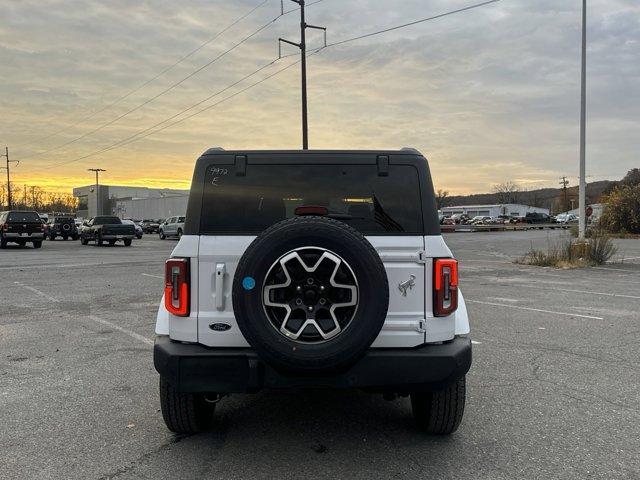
79,216,136,246
46,215,79,240
0,210,45,248
141,219,160,234
154,148,471,435
524,212,555,224
556,213,578,224
122,219,143,239
470,215,492,225
448,213,470,224
158,216,185,239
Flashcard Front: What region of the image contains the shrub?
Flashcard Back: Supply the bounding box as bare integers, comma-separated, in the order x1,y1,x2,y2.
517,232,616,268
599,185,640,234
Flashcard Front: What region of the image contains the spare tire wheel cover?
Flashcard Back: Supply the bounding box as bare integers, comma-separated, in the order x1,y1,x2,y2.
232,216,389,373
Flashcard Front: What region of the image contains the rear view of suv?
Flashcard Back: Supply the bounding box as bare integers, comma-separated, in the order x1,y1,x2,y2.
0,210,45,248
154,149,471,435
46,215,79,241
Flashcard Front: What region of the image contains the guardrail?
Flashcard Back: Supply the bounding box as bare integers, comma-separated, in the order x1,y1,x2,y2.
440,223,573,233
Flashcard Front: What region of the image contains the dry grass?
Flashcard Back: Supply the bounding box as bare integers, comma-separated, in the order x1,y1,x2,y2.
516,232,617,268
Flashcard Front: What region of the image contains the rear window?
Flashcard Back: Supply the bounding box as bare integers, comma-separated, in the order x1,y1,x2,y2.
54,217,74,224
93,216,122,224
7,211,41,223
200,164,423,235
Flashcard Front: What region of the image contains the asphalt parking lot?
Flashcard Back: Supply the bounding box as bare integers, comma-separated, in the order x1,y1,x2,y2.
1,231,639,479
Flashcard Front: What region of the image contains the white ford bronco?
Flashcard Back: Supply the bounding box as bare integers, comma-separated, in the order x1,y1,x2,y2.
154,148,471,435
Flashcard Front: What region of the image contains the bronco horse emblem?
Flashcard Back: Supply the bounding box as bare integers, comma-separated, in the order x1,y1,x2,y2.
398,274,416,296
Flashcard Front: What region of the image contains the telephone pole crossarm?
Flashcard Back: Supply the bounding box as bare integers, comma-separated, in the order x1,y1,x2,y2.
278,0,326,150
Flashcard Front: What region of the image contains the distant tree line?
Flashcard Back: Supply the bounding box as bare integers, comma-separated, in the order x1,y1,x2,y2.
0,184,77,213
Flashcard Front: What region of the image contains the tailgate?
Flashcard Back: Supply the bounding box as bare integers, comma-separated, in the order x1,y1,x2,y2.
7,221,43,234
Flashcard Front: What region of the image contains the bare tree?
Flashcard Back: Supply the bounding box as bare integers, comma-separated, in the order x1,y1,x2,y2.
492,181,521,204
435,189,450,209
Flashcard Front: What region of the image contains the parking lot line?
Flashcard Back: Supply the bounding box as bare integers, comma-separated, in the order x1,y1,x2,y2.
13,280,154,346
14,281,59,303
466,299,604,320
141,273,163,279
88,314,154,347
517,283,640,300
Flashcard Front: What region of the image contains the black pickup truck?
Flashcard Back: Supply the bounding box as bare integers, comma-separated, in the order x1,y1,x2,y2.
79,216,135,246
0,210,45,248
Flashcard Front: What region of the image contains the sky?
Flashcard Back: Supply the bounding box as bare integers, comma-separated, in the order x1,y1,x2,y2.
0,0,638,195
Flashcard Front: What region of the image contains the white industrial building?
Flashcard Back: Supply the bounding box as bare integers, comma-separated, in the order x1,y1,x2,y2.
73,184,189,219
440,204,549,218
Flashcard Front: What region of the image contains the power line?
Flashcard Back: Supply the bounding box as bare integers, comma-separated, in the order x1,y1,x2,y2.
36,0,498,169
14,3,295,162
325,0,500,48
12,0,270,150
43,58,302,169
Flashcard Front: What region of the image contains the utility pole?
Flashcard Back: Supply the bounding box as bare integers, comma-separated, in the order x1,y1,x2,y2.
1,147,19,210
87,168,106,216
279,0,326,150
559,176,569,212
578,0,587,240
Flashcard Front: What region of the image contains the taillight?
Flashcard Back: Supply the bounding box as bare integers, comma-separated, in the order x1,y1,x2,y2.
433,258,458,316
165,258,190,316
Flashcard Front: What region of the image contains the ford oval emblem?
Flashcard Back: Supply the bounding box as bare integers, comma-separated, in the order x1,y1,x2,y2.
210,323,231,332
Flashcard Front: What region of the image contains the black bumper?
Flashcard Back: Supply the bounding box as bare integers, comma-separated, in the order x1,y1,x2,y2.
154,336,472,393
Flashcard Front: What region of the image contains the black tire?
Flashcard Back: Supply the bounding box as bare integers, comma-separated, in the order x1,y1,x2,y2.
32,241,42,249
123,238,132,247
108,239,116,246
63,235,68,241
80,237,88,246
97,233,103,246
159,377,215,434
159,230,166,240
232,216,389,374
411,376,466,435
0,238,6,249
177,229,183,239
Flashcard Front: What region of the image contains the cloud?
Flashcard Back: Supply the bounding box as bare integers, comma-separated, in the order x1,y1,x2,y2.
0,0,638,194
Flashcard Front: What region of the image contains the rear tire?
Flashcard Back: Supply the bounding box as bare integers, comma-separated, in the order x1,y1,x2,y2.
177,229,183,239
159,230,166,240
33,241,42,249
123,238,132,247
0,238,6,249
80,237,88,246
97,233,103,246
159,377,215,434
411,376,466,435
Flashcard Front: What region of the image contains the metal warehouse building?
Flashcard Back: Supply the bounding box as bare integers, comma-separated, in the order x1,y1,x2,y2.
73,184,189,219
440,204,549,218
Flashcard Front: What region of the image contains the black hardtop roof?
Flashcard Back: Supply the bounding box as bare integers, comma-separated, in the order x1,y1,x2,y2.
199,147,422,158
1,210,39,214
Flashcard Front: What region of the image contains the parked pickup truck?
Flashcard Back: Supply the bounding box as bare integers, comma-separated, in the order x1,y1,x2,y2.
79,216,135,246
0,210,45,248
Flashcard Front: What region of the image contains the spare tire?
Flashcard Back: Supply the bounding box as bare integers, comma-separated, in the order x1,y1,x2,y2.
232,216,389,374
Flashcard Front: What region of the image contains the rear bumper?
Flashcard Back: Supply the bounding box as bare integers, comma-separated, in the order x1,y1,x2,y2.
3,232,44,239
154,336,472,393
101,234,134,240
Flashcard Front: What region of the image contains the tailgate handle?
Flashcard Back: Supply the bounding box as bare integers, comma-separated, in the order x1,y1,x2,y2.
215,263,226,310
